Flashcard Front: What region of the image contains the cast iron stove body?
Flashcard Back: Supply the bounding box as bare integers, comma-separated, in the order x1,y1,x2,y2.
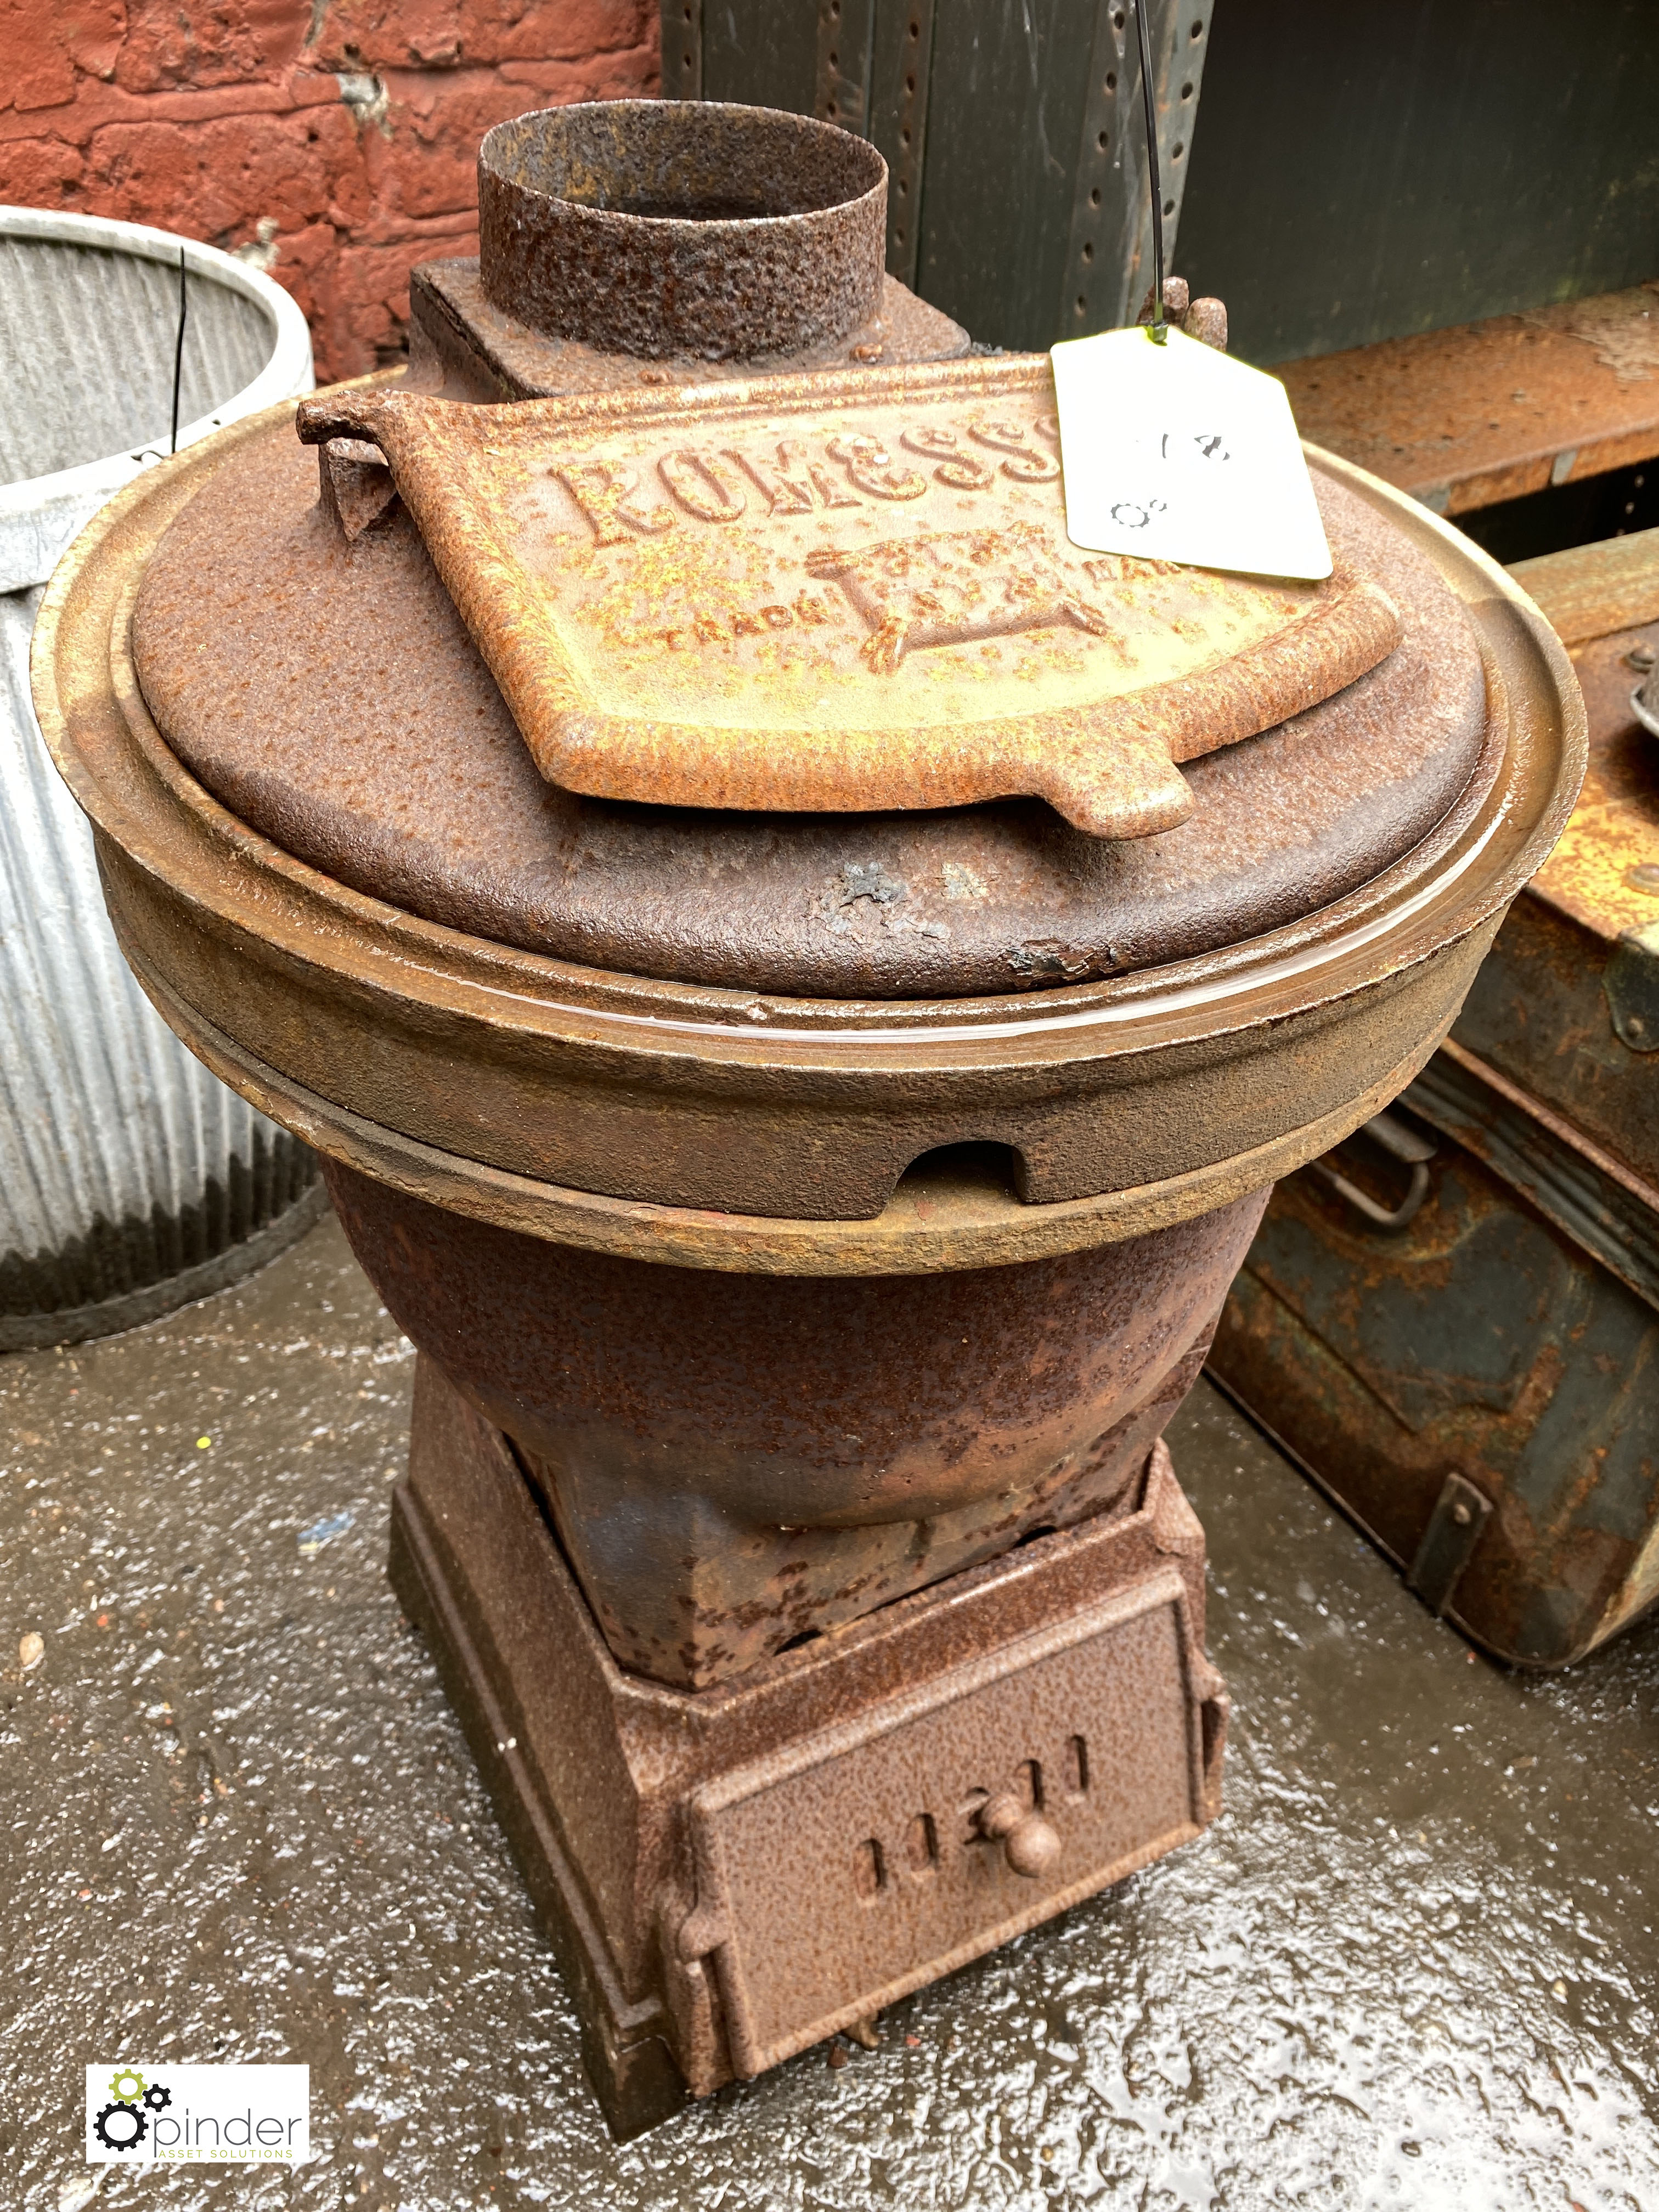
32,101,1585,2136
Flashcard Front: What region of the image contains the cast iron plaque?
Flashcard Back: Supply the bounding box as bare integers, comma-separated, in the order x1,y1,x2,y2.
298,360,1399,840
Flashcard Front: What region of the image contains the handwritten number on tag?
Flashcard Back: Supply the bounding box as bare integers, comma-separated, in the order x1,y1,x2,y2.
1161,432,1231,462
1111,499,1167,529
1048,325,1333,579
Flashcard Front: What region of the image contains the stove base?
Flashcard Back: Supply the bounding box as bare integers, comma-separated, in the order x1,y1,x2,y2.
390,1356,1228,2139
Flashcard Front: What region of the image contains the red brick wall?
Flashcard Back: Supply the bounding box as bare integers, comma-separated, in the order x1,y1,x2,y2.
0,0,659,381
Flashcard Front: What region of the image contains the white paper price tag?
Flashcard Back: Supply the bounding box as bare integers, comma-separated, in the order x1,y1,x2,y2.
1049,324,1332,580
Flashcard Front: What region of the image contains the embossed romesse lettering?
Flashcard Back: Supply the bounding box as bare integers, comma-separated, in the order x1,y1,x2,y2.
296,361,1401,840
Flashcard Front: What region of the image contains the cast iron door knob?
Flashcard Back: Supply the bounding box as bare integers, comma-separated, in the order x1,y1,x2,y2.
978,1790,1062,1878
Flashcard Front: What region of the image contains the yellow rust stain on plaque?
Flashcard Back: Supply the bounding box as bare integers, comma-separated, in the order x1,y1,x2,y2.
296,360,1401,839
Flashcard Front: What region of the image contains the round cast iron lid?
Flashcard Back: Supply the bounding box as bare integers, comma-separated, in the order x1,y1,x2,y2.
131,387,1492,1001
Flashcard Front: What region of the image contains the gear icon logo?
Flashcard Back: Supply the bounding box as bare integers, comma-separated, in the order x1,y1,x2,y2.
143,2081,172,2112
108,2067,146,2105
94,2101,148,2152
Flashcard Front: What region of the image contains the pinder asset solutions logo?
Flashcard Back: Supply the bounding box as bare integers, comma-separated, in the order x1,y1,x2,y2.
85,2064,310,2165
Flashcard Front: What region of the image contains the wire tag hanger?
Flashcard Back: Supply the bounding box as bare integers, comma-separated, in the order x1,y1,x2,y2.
1135,0,1169,346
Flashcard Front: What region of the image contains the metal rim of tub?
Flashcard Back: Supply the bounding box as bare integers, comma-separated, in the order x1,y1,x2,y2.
0,205,314,593
2,208,319,1346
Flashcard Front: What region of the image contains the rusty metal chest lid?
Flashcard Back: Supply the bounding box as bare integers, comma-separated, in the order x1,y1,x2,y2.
296,358,1400,843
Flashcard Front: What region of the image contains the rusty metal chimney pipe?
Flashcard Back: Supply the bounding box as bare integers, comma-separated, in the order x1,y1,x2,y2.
477,100,888,360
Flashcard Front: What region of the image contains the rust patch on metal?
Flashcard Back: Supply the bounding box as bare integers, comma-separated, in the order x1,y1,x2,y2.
1510,524,1659,648
407,258,970,405
296,365,1401,839
1522,576,1659,948
325,1156,1266,1684
1211,1068,1659,1668
1450,563,1656,1197
317,438,399,542
1282,283,1659,516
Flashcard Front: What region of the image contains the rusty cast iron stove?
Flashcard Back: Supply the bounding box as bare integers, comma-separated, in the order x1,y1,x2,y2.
31,101,1585,2138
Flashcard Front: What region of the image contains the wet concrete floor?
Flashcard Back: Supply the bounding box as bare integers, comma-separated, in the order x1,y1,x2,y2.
3,1209,1657,2210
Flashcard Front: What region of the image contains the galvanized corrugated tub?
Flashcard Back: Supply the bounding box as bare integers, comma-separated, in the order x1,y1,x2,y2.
1,208,324,1350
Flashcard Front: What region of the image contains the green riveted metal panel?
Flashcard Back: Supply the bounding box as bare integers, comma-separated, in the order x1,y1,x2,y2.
1176,0,1659,366
916,0,1210,350
662,0,703,99
867,0,936,289
697,0,813,112
911,0,1097,348
667,0,1213,352
816,0,879,133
